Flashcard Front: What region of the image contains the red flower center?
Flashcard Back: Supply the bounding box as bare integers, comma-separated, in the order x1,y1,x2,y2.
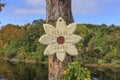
57,36,65,44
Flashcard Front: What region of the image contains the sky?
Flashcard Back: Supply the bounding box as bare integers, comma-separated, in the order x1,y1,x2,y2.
1,0,120,27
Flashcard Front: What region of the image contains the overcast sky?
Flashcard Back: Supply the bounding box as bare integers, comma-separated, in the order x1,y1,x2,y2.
1,0,120,26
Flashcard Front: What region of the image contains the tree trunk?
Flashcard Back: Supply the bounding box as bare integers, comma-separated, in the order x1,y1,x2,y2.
46,0,74,80
46,0,74,25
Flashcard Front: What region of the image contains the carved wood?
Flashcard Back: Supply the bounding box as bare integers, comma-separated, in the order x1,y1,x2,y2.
46,0,74,80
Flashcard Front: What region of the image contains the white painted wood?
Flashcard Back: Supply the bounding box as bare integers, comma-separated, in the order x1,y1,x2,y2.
56,17,67,32
39,35,56,45
56,52,66,62
67,23,77,34
44,44,57,55
65,43,78,56
39,17,82,62
43,24,56,35
65,34,83,44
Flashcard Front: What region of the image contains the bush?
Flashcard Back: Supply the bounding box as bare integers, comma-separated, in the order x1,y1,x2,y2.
62,61,91,80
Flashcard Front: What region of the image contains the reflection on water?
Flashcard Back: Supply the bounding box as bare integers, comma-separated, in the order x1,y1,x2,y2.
88,66,120,80
0,59,120,80
0,59,48,80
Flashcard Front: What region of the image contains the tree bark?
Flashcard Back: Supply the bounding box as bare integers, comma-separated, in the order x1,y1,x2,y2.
46,0,74,80
46,0,74,25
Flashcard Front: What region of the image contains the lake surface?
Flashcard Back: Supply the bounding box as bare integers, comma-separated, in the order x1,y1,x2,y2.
87,66,120,80
0,59,120,80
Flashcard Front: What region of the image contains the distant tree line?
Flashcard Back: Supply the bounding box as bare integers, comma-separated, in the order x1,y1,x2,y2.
0,19,120,64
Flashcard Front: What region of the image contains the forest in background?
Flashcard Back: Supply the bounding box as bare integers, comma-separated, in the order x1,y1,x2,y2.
0,19,120,65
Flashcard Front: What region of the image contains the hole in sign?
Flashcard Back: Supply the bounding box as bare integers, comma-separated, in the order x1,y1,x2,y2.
59,19,62,22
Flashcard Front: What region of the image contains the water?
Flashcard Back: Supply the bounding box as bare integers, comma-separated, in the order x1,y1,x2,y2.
0,59,48,80
88,66,120,80
0,59,120,80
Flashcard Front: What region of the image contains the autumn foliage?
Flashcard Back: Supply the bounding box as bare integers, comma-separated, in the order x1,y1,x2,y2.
0,19,120,65
0,24,22,47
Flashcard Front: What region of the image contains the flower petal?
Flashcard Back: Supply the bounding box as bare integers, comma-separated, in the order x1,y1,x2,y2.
56,52,66,62
67,23,77,34
66,43,78,56
55,45,66,61
65,34,82,44
43,24,56,35
39,35,56,45
56,17,67,31
44,44,57,55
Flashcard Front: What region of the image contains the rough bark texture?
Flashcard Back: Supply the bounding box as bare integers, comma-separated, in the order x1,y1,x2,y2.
46,0,74,25
46,0,74,80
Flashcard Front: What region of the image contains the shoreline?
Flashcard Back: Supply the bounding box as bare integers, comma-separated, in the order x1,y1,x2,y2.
1,57,120,68
83,64,120,68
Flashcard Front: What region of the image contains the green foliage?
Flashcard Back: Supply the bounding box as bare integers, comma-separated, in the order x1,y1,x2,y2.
0,19,120,80
0,19,120,65
62,61,91,80
75,24,120,65
0,19,46,62
20,24,44,52
0,24,22,48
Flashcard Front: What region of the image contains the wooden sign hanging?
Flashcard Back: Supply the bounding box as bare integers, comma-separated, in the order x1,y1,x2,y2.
39,17,82,62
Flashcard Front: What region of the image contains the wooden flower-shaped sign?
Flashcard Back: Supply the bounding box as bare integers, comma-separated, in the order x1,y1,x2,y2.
39,17,82,62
